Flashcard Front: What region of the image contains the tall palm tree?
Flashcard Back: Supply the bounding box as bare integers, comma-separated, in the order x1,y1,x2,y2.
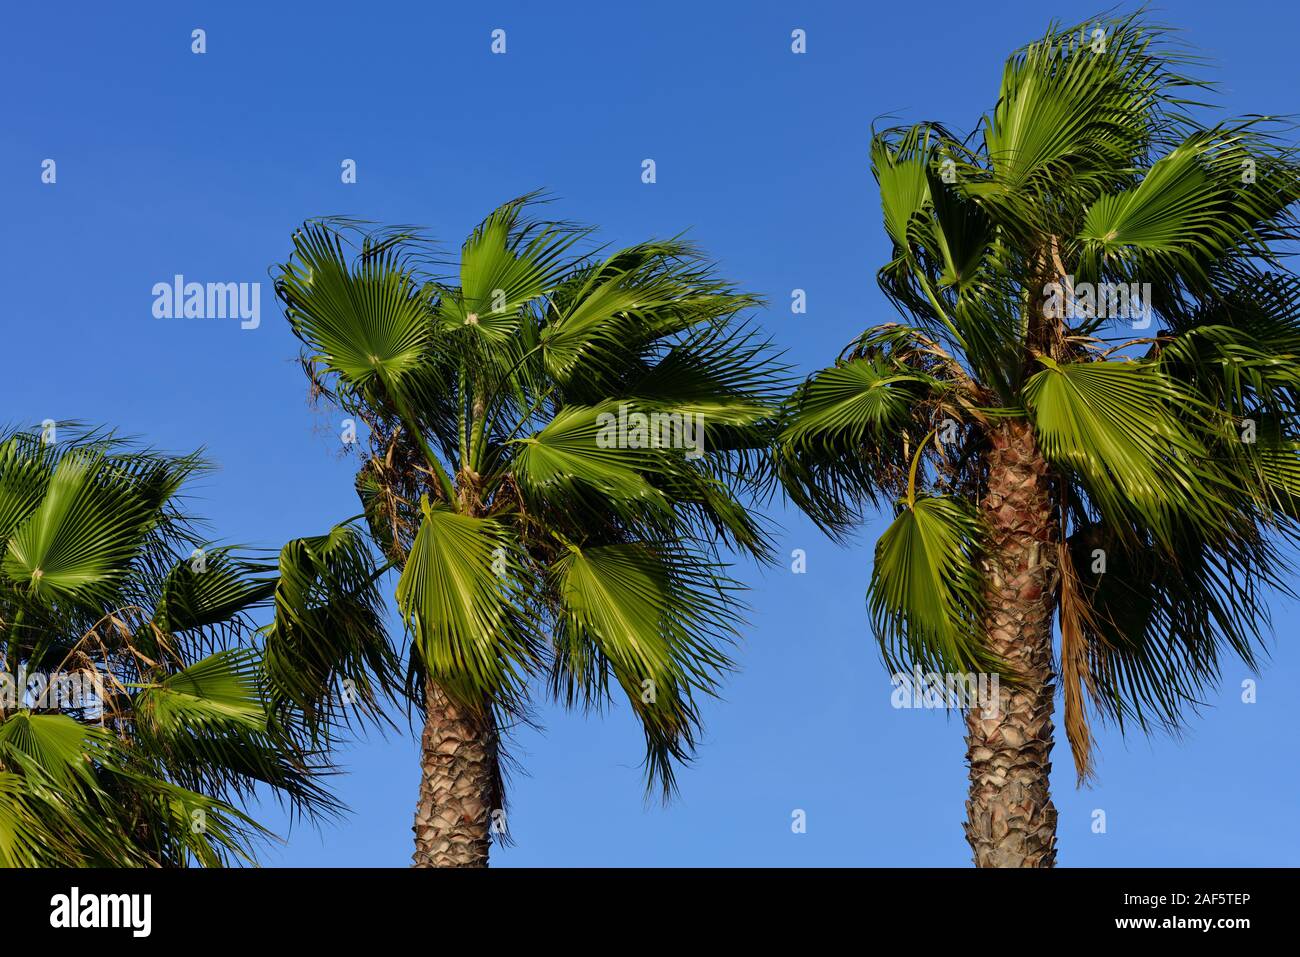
0,424,384,866
269,196,784,866
776,13,1300,867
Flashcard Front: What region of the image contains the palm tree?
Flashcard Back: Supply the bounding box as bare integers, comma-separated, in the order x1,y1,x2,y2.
268,196,784,866
0,423,385,866
776,13,1300,867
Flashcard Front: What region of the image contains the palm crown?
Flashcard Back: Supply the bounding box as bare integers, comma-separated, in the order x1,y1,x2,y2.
270,196,784,864
777,13,1300,864
0,425,359,866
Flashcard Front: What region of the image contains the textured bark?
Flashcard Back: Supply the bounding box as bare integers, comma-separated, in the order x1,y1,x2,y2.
411,681,498,867
964,419,1059,868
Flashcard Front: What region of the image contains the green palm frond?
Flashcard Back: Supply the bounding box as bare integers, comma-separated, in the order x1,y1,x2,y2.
134,649,265,730
976,13,1201,225
0,712,107,788
441,194,590,342
874,124,935,252
0,773,55,867
279,223,434,389
396,499,538,710
539,251,671,383
512,403,672,517
2,450,155,610
781,357,937,448
133,649,339,819
550,541,738,796
1023,357,1234,549
262,521,395,734
776,342,965,535
153,547,276,638
1078,125,1300,293
0,436,54,547
869,495,991,675
871,126,1025,397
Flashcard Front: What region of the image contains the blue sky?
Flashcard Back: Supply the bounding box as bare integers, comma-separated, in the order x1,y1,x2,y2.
4,0,1298,866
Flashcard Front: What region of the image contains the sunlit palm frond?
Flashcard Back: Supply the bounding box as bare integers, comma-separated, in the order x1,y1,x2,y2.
870,495,992,675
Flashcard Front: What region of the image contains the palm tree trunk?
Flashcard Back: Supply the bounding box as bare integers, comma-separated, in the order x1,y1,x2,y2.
411,681,498,867
964,419,1059,867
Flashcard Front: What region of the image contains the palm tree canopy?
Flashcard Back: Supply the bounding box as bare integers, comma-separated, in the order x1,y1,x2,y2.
270,196,786,794
777,12,1300,779
0,424,384,866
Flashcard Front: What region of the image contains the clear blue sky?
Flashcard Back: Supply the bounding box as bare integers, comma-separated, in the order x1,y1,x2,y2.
4,1,1297,866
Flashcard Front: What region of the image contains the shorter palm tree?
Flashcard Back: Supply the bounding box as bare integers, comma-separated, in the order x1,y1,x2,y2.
0,424,385,866
267,196,785,865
